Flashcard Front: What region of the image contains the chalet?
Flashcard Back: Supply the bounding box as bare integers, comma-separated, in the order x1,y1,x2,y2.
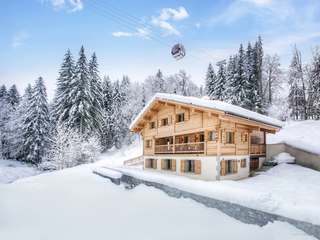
130,93,283,181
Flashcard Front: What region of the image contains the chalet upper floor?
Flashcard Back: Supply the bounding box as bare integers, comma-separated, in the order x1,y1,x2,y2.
130,94,282,157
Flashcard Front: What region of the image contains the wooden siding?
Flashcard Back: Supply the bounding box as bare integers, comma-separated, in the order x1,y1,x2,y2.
141,101,269,157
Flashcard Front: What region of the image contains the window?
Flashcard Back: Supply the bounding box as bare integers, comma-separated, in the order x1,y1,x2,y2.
149,121,156,129
145,159,157,169
145,140,152,148
161,118,169,126
181,160,201,174
161,159,176,171
183,136,189,143
241,132,248,143
240,159,247,168
183,160,195,173
220,160,238,176
208,131,217,141
226,131,235,144
176,113,185,123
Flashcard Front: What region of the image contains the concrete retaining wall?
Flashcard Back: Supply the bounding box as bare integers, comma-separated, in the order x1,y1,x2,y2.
267,143,320,171
120,174,320,239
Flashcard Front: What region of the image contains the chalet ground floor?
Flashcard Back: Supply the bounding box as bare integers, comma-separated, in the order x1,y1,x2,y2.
143,155,266,181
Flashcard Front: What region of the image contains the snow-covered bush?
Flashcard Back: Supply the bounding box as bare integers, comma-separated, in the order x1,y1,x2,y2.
273,152,295,164
45,125,101,170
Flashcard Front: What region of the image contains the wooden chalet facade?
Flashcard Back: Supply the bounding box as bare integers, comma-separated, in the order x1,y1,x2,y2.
130,94,282,181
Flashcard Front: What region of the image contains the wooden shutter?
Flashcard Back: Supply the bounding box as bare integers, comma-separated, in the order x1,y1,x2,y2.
180,160,185,172
220,160,226,176
232,160,238,173
221,130,226,144
172,160,176,171
153,159,157,169
169,116,172,125
185,110,190,121
161,159,165,170
195,160,201,175
158,120,162,127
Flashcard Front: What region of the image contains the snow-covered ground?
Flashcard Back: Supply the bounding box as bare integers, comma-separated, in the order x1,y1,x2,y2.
0,162,315,240
267,120,320,155
0,159,41,184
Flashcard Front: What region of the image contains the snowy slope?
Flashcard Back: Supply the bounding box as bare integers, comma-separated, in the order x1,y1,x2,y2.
0,162,315,240
0,159,41,184
267,120,320,155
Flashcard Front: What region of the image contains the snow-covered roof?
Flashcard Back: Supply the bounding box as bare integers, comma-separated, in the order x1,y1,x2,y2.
130,93,283,130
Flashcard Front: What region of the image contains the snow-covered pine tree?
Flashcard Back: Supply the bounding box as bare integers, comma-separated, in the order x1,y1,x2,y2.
101,76,114,150
205,63,217,99
232,44,248,107
7,85,20,109
88,52,103,136
68,46,93,135
215,60,227,101
244,42,255,110
155,69,166,93
22,77,50,164
252,36,265,113
111,80,123,149
307,49,320,119
288,46,307,120
0,85,10,158
53,49,75,125
224,55,237,103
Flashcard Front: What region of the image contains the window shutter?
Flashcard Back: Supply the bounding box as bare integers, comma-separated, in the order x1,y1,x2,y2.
158,120,162,127
185,111,189,121
220,160,226,176
233,160,238,173
172,160,176,171
221,130,226,144
195,160,201,175
161,159,164,170
153,159,157,169
180,160,185,172
169,116,172,125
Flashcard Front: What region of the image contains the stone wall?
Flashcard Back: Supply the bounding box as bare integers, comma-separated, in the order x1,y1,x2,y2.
267,143,320,171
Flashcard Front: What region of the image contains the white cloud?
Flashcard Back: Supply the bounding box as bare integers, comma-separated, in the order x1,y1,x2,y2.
112,28,150,39
12,31,29,48
159,7,189,21
43,0,83,12
151,6,189,36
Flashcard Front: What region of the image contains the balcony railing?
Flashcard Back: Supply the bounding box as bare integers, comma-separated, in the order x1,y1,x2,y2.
155,144,174,153
175,142,205,153
154,142,205,154
250,144,266,155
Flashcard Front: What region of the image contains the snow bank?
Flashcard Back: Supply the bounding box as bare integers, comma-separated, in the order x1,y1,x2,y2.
267,120,320,155
0,162,315,240
93,167,122,179
130,93,283,130
0,159,41,184
273,152,295,164
111,163,320,225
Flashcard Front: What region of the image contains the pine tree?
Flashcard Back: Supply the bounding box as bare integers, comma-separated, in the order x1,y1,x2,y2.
215,60,227,100
205,63,217,99
288,46,307,120
22,77,50,164
53,49,75,125
0,85,7,99
307,49,320,119
101,76,114,150
232,44,248,107
252,36,265,113
88,52,103,136
7,85,20,109
68,46,93,135
225,55,237,102
112,80,123,149
0,85,10,158
155,69,165,93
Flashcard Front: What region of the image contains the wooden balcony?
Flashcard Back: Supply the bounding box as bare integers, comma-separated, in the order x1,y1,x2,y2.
154,142,205,154
175,142,205,153
155,144,174,154
250,144,266,155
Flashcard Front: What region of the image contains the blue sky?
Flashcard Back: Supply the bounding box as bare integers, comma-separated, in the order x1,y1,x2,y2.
1,0,320,99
